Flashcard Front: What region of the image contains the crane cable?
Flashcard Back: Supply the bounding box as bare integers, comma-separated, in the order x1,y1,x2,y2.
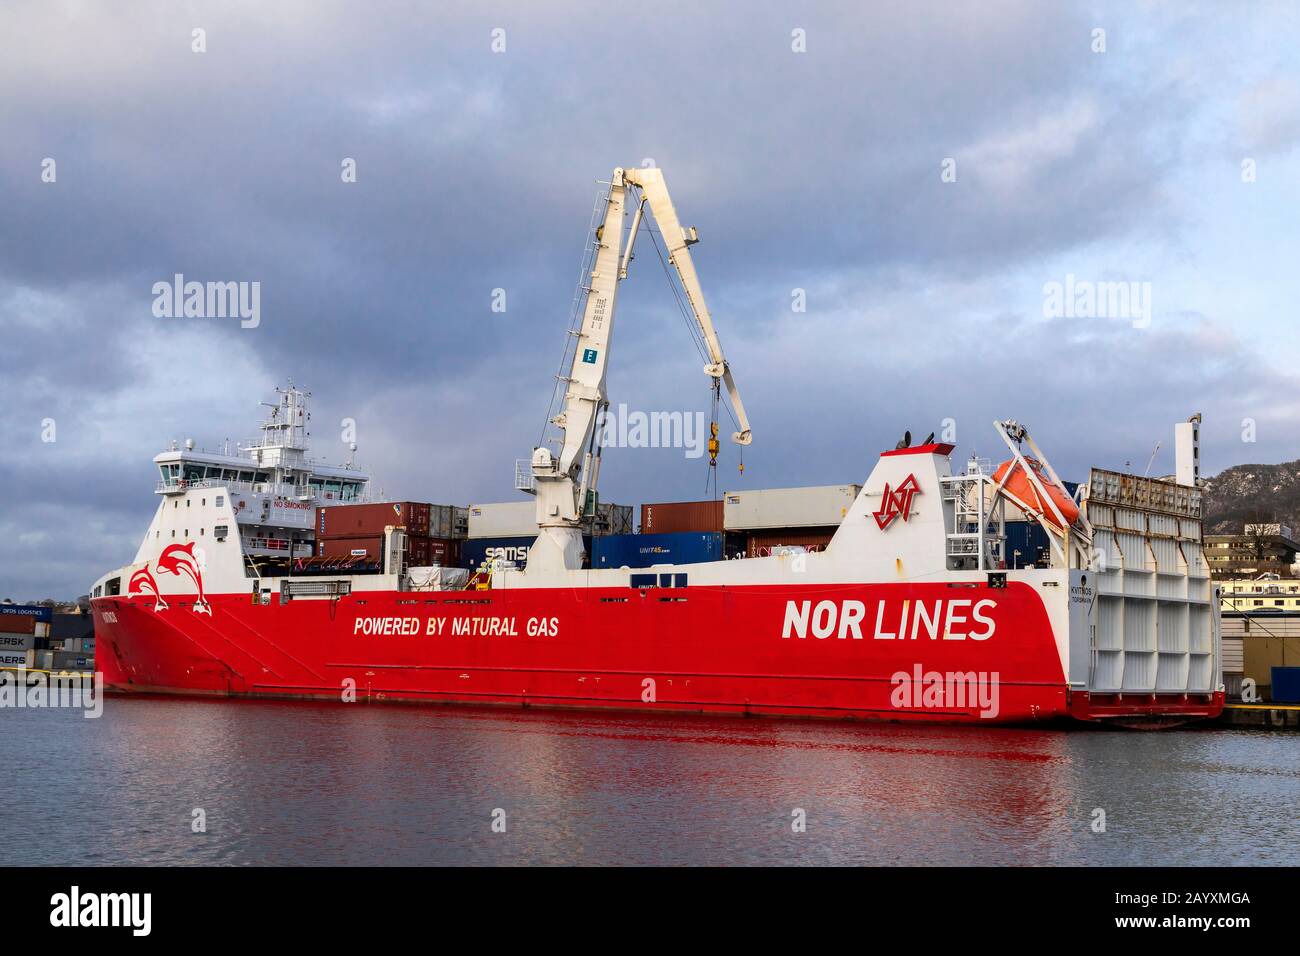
640,199,744,480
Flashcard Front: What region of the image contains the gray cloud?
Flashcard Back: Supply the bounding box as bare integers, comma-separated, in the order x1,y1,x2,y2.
1,1,1297,597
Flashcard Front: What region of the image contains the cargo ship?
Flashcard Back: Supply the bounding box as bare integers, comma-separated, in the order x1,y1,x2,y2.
89,167,1224,725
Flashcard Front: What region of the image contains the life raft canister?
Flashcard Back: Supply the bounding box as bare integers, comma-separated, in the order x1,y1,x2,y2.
991,457,1080,530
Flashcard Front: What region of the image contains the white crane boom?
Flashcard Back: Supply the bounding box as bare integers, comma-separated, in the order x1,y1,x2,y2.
527,166,751,573
623,167,752,447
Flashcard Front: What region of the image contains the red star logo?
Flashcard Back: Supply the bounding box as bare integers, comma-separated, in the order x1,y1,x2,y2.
873,474,921,530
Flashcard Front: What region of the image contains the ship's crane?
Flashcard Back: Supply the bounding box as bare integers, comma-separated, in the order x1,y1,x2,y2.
527,167,752,573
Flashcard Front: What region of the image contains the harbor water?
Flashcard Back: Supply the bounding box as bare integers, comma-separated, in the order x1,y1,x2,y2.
1,698,1296,866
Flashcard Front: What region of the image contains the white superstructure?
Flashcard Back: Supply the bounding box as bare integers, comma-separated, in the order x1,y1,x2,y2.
91,384,372,599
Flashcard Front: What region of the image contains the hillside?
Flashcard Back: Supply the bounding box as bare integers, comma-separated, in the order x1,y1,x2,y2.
1201,460,1300,534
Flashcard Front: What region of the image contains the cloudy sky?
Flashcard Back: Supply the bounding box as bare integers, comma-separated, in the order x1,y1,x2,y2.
2,1,1299,598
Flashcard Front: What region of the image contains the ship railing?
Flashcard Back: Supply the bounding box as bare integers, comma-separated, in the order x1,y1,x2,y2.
514,459,536,494
242,535,313,557
940,472,1008,570
157,478,367,502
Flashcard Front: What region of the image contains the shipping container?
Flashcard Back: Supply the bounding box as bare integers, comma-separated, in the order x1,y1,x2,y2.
1272,666,1300,703
318,535,379,558
723,485,861,531
593,532,723,568
640,500,723,534
745,527,836,558
427,505,459,540
467,501,632,539
51,651,94,672
0,633,37,652
461,535,537,570
1002,521,1051,569
315,501,456,539
318,534,458,568
467,502,536,539
407,537,460,568
0,615,36,635
0,650,29,668
460,535,603,570
0,604,53,623
592,502,635,536
52,612,94,642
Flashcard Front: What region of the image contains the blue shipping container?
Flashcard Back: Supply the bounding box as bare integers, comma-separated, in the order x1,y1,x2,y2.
0,604,53,623
1003,521,1050,568
593,532,723,569
1271,666,1300,704
461,536,537,570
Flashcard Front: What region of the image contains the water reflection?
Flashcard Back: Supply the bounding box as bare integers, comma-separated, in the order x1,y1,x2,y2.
1,698,1295,866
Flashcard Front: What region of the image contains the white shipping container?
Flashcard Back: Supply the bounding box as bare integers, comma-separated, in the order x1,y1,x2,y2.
594,503,634,536
468,501,635,538
0,650,29,668
723,485,862,531
468,502,538,539
428,504,465,540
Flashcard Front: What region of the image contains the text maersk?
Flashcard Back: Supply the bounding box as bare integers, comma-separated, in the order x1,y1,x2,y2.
783,599,998,641
355,616,560,637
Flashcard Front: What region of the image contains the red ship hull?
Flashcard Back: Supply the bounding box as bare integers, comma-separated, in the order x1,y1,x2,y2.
89,580,1225,724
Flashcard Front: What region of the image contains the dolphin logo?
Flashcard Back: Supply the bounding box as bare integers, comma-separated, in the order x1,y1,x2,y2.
156,542,212,615
127,565,169,611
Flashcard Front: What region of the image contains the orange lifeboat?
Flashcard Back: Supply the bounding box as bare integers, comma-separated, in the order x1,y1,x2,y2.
991,457,1080,530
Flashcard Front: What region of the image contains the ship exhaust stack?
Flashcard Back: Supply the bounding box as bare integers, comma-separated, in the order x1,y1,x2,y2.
1175,414,1201,487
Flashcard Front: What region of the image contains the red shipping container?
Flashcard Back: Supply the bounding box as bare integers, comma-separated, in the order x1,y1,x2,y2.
316,502,433,539
640,500,724,534
318,536,381,560
317,534,459,568
406,536,460,567
0,615,36,635
745,527,836,558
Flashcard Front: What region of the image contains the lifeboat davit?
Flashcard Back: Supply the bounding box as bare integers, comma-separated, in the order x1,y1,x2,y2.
992,457,1079,530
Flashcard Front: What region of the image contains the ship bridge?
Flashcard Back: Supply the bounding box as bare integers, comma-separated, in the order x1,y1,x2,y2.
153,384,369,504
145,384,372,565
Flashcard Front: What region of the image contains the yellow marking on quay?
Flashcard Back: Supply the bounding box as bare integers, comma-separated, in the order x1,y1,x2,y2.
1224,702,1300,712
